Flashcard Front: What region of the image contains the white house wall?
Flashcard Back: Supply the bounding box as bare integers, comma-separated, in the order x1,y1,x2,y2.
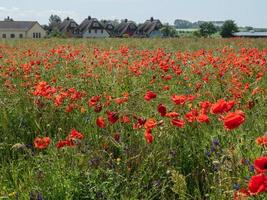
0,30,26,39
82,29,110,38
26,23,46,38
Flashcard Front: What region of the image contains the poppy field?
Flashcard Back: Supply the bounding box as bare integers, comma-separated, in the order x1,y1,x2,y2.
0,38,267,199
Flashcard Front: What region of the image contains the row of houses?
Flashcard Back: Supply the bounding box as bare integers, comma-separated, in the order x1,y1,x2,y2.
0,16,163,39
57,16,163,38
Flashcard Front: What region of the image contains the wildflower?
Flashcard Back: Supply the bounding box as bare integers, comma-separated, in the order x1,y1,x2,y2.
144,90,157,101
34,137,51,149
185,109,198,122
256,135,267,147
171,119,185,128
223,110,245,130
56,140,73,149
144,118,157,129
165,112,180,118
96,116,106,128
144,129,153,144
107,111,119,124
210,99,235,114
233,188,250,200
197,113,209,123
248,173,267,195
120,115,131,124
254,157,267,174
171,94,187,105
88,95,101,107
157,104,167,117
67,129,84,141
114,133,120,142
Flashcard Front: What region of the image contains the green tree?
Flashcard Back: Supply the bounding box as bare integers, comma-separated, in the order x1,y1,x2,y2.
48,15,62,33
199,22,217,37
160,24,178,37
220,20,238,38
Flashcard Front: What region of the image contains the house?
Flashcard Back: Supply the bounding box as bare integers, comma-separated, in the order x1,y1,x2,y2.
114,19,137,37
79,16,110,38
0,18,46,39
232,31,267,38
102,20,115,36
58,17,79,37
135,17,163,37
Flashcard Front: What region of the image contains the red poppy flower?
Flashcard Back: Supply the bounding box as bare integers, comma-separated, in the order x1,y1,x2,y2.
254,157,267,174
120,115,131,124
157,104,167,117
248,173,267,195
88,95,101,107
210,99,235,114
171,119,185,128
171,95,187,105
34,137,51,149
133,117,146,129
165,112,180,118
144,118,157,129
67,129,84,141
107,111,119,124
223,110,245,130
144,91,157,101
94,104,102,113
210,99,227,114
96,116,106,128
199,101,211,110
197,113,209,123
233,188,250,200
256,135,267,147
56,140,73,149
144,129,154,144
185,109,198,122
114,133,120,142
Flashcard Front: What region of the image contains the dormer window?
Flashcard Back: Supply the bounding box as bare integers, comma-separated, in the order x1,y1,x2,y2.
129,24,136,30
93,22,99,28
70,23,76,28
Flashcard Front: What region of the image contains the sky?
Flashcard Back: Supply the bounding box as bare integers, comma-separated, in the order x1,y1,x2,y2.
0,0,266,28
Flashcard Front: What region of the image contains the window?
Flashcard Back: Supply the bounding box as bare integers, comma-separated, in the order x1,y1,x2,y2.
38,33,41,38
2,34,6,38
93,22,99,28
19,34,23,38
95,29,97,34
33,33,35,38
70,23,76,28
10,34,15,38
89,30,91,34
101,29,104,34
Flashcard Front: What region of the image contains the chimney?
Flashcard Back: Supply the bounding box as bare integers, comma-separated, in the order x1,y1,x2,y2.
150,17,154,22
88,16,91,20
124,19,128,23
67,17,70,20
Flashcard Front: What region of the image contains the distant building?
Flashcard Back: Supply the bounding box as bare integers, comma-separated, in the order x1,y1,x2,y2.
58,17,79,37
79,16,110,38
136,17,163,37
232,31,267,38
114,19,137,37
0,19,46,39
102,20,115,36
